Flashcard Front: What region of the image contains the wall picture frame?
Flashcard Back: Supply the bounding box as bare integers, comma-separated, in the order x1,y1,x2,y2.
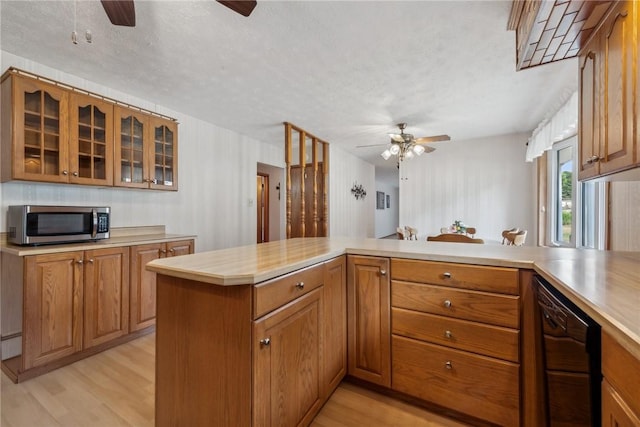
376,191,385,209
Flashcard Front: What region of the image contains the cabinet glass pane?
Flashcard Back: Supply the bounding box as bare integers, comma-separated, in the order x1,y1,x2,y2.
133,165,143,183
94,128,105,143
94,107,105,129
44,134,59,151
79,140,91,155
44,92,59,117
25,130,41,148
24,147,41,174
119,114,145,184
24,112,41,131
79,155,91,177
79,124,91,140
24,91,41,113
94,142,106,157
93,157,105,179
120,117,132,137
78,105,91,125
44,117,59,134
44,151,59,175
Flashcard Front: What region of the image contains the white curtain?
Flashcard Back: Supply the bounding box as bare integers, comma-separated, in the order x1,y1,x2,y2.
525,91,578,162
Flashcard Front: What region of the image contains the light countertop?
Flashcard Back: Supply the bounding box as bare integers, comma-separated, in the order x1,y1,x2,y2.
146,237,640,359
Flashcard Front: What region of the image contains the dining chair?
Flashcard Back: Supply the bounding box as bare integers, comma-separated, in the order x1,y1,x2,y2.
501,228,520,245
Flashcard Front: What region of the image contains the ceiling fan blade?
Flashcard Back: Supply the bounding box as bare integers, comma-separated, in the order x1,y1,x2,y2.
415,134,451,144
356,143,388,148
100,0,136,27
388,133,404,143
217,0,257,17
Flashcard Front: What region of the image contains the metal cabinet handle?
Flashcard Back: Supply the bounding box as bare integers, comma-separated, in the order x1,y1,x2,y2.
160,249,167,254
443,300,452,308
87,258,94,263
587,155,600,164
445,361,453,370
169,248,175,253
443,272,452,279
380,269,387,276
76,259,84,265
444,330,452,339
62,170,69,175
295,282,305,290
72,171,79,177
260,338,271,346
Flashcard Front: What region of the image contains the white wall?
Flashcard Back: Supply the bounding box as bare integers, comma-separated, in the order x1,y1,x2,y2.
0,52,375,249
329,145,375,238
399,133,535,244
374,178,399,238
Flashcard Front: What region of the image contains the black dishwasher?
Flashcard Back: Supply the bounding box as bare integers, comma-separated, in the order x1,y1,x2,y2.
535,276,601,427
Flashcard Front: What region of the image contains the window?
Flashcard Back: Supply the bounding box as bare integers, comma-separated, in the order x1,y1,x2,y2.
548,136,605,249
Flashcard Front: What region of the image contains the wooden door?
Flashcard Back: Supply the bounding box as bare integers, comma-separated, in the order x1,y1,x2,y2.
148,117,178,191
114,106,149,189
11,75,70,183
68,93,113,185
602,379,640,427
601,1,635,175
166,239,194,257
130,243,163,332
83,247,130,348
23,251,83,369
253,288,323,427
257,173,269,243
322,256,347,398
347,255,391,387
578,44,601,180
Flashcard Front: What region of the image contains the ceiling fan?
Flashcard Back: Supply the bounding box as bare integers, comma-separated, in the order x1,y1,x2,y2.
100,0,256,27
358,123,450,163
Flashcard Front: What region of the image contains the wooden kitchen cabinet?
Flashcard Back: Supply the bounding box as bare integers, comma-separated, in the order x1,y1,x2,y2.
114,106,178,190
579,0,638,180
322,255,347,398
601,331,640,426
130,239,194,332
1,73,70,183
23,251,84,369
83,247,129,349
347,255,391,387
253,287,323,427
390,258,521,426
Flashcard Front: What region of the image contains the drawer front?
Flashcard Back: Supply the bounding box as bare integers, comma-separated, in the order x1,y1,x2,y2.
392,281,520,328
392,308,520,362
392,335,520,427
602,331,640,417
253,264,324,319
391,258,519,295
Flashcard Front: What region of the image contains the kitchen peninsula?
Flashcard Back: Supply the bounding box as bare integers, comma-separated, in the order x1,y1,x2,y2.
147,238,640,426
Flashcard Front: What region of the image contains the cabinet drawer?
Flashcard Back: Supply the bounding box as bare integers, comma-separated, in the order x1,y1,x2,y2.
392,308,519,362
391,259,519,295
602,331,640,417
392,335,520,427
253,264,324,319
392,281,520,328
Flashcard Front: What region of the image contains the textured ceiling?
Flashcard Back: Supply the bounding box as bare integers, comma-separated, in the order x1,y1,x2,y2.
0,0,578,176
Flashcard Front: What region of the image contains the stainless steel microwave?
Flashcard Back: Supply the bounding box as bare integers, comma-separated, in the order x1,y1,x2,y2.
7,205,110,246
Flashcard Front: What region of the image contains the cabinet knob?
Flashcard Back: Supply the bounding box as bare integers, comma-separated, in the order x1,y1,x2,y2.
160,249,167,254
260,338,271,346
442,272,452,279
587,155,600,164
169,248,175,253
295,282,305,290
445,361,453,370
87,258,94,263
380,269,387,276
72,171,79,177
444,330,452,339
443,300,452,308
62,170,69,176
76,259,84,265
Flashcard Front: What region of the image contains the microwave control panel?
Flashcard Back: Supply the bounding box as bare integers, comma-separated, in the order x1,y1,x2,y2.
97,213,109,233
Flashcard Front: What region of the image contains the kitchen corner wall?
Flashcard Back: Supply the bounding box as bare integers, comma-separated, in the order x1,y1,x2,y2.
399,133,535,244
0,52,375,250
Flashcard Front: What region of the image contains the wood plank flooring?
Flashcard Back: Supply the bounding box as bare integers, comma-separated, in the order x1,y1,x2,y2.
1,334,469,426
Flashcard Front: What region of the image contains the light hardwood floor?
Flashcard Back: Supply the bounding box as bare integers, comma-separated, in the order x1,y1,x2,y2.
1,334,468,426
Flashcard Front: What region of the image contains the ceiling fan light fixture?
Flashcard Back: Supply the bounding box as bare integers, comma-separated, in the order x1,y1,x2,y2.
389,144,400,155
405,150,414,159
381,149,392,160
413,144,425,155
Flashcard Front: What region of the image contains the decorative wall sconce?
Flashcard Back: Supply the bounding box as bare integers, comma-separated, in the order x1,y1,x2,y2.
351,182,367,200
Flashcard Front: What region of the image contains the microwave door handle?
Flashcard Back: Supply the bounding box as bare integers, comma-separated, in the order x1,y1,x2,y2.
92,209,98,238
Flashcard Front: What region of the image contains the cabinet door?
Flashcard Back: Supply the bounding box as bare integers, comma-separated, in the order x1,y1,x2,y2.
148,117,178,191
11,75,70,183
166,239,193,257
322,256,347,397
578,44,601,179
347,255,391,387
253,288,323,427
130,243,163,332
68,94,113,185
23,251,83,369
114,106,150,188
601,1,635,175
602,379,640,427
83,247,130,348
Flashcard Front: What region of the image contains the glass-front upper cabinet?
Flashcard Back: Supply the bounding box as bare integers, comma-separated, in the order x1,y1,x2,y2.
149,117,177,190
2,74,70,183
69,94,113,185
114,106,178,190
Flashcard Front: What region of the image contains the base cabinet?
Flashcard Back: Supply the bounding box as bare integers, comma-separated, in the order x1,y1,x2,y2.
601,331,640,426
130,239,193,332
